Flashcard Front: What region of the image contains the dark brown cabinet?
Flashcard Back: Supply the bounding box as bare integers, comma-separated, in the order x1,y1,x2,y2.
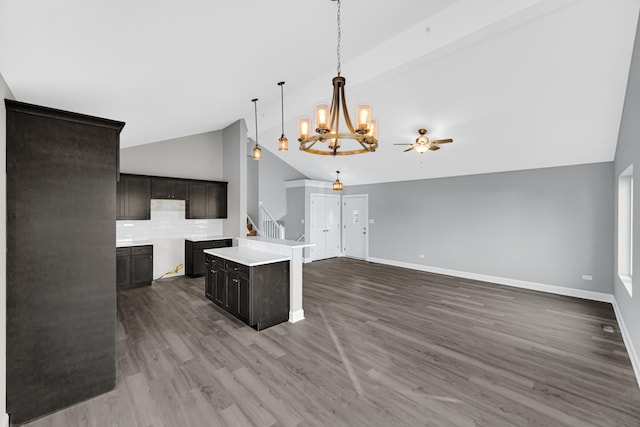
116,174,227,220
151,177,188,200
205,254,289,330
116,247,131,289
188,181,228,219
117,174,151,220
6,100,124,424
185,238,232,277
117,245,153,290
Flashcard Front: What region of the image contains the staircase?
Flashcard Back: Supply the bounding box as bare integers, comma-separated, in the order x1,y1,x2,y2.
246,217,258,237
258,202,285,240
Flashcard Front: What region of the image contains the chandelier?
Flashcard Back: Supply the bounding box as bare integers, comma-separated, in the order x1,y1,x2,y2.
297,0,378,156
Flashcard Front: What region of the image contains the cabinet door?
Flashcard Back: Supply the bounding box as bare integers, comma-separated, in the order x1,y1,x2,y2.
131,252,153,287
213,264,226,306
151,178,170,199
188,181,208,219
207,182,227,218
192,245,207,277
227,275,239,315
116,254,131,290
170,180,188,200
236,276,250,323
205,263,215,300
125,175,151,220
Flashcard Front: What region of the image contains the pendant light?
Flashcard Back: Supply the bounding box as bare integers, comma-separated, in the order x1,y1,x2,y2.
332,170,343,191
277,81,288,151
252,98,262,160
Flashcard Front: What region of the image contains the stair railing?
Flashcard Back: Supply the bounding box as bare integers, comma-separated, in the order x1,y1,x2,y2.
258,201,285,240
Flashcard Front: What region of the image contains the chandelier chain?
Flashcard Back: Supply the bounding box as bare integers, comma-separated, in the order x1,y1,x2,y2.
336,0,341,75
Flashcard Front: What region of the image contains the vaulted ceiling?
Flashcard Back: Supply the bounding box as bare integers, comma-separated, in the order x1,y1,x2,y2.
1,0,638,185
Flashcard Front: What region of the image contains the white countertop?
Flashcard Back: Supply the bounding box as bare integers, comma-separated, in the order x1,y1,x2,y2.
236,236,315,249
204,247,290,267
116,240,153,248
185,235,233,242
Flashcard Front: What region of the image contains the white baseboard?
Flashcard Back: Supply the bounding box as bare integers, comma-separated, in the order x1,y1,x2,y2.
289,309,305,323
611,298,640,389
366,256,639,389
366,257,613,303
303,257,312,264
1,412,8,427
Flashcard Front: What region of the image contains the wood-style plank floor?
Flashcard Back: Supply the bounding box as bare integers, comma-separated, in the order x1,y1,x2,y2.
21,258,640,426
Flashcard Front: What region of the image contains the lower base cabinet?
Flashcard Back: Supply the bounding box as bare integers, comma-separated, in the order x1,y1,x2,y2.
116,245,153,290
185,238,232,277
205,254,289,330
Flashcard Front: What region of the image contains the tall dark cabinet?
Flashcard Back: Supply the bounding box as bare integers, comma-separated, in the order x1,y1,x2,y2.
5,100,124,425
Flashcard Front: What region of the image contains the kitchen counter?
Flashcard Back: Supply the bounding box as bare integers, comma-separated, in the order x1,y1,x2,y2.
185,235,234,242
116,240,153,248
203,247,290,267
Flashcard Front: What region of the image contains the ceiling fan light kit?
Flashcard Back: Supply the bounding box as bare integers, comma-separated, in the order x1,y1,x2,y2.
297,0,378,156
395,128,453,154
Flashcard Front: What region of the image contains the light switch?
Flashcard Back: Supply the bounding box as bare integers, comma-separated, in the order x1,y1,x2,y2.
369,219,375,224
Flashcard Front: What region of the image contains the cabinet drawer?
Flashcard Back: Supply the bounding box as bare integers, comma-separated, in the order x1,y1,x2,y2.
131,245,153,256
225,260,249,278
116,247,131,257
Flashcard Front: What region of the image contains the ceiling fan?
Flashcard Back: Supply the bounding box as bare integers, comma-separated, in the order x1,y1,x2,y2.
394,128,453,154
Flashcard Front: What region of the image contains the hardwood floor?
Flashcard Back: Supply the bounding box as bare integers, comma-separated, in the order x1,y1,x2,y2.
20,258,640,426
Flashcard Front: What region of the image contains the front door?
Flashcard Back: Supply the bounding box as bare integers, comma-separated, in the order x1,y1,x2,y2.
343,195,368,259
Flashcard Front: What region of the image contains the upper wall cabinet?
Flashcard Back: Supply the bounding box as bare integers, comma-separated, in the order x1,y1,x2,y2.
188,181,228,219
117,174,151,220
151,177,188,200
117,174,227,220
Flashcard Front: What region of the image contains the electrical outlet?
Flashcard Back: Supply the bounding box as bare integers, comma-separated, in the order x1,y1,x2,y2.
582,275,592,281
301,219,304,224
419,254,425,259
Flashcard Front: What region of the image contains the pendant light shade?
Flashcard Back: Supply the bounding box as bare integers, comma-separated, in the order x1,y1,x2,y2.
277,81,288,152
252,98,261,160
333,171,343,191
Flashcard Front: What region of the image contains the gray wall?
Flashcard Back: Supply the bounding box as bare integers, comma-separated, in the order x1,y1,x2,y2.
1,72,14,424
223,120,247,239
345,162,614,293
614,13,640,366
285,187,305,241
120,130,223,180
258,149,306,221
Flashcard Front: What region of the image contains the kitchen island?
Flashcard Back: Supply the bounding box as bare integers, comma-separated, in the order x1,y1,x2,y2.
204,237,314,328
203,247,290,330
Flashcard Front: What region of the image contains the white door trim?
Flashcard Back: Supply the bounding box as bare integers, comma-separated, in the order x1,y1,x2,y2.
342,194,369,260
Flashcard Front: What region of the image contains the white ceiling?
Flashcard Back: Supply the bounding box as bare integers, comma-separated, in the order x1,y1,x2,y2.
1,0,639,185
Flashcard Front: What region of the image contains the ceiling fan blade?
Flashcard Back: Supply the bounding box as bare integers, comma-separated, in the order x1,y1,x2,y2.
393,143,412,146
403,146,416,152
432,138,453,144
428,145,440,151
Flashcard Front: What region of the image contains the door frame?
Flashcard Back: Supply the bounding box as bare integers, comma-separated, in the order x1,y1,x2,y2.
341,194,369,260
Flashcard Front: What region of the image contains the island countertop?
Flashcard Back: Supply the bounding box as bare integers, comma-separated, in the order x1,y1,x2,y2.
204,247,290,267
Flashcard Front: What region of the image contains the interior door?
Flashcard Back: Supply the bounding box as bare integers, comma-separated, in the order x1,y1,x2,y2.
310,195,326,261
310,193,341,260
343,195,368,259
324,195,341,258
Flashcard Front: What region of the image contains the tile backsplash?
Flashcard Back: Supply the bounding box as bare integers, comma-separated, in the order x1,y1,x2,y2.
116,199,223,241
